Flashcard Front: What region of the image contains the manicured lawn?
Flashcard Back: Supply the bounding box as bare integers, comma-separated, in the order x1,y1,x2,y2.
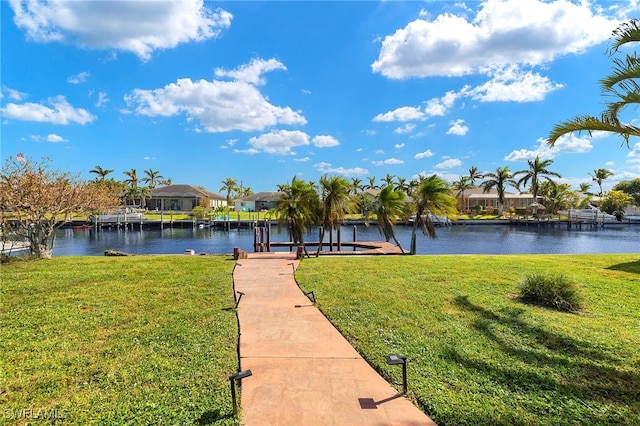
1,256,239,425
295,254,640,426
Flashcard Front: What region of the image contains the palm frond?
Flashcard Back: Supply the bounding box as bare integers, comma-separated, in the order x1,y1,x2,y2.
608,19,640,55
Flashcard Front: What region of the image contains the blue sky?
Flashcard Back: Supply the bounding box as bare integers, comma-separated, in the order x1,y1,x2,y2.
2,0,640,194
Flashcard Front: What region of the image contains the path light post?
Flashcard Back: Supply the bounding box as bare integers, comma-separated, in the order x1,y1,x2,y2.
385,354,408,394
235,291,245,309
229,370,252,415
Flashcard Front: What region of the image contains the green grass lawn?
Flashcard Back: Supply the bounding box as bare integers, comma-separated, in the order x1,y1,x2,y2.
295,254,640,426
1,256,238,425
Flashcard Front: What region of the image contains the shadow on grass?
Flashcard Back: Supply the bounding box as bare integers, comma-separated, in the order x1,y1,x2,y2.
451,295,639,407
196,409,234,425
606,259,640,274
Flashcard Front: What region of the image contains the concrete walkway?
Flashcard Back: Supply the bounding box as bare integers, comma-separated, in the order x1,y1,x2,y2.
233,252,436,425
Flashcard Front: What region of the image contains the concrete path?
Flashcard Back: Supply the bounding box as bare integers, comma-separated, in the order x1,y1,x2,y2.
233,252,436,425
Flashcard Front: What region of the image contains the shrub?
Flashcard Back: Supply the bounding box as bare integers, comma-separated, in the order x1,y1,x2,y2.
518,273,582,312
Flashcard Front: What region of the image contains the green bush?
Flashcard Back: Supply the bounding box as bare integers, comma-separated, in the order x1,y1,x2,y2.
519,273,583,312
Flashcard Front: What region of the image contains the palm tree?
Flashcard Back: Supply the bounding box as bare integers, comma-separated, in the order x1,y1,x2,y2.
579,182,592,193
89,165,114,182
590,168,614,196
381,173,395,187
467,166,483,187
451,176,473,213
350,178,363,195
514,156,561,202
481,167,517,216
393,176,411,194
410,175,458,255
123,168,139,188
317,175,356,254
364,185,407,253
364,176,379,190
142,169,164,190
548,19,640,147
275,177,320,256
220,177,238,209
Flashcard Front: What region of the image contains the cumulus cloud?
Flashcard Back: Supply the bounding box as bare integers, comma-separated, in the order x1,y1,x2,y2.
67,71,90,84
395,143,405,149
394,124,416,134
125,59,306,133
464,66,563,102
372,0,618,79
1,95,95,125
95,91,109,107
372,158,404,166
246,130,309,155
434,158,462,169
30,133,68,143
10,0,232,60
312,135,340,148
215,58,285,85
314,162,369,176
504,134,593,162
373,106,425,122
414,149,434,159
627,143,640,163
447,119,469,136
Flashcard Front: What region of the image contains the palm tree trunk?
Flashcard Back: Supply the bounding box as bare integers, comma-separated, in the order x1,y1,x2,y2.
410,219,418,255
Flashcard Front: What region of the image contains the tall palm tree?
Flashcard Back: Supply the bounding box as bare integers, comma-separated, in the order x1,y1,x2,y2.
350,178,363,195
364,185,407,253
481,167,516,216
467,166,483,187
548,19,640,147
590,168,614,196
317,174,356,254
393,176,411,194
381,173,395,187
89,165,114,182
514,156,561,202
410,175,458,255
219,177,238,209
451,176,473,213
275,177,320,256
142,169,164,190
123,168,139,188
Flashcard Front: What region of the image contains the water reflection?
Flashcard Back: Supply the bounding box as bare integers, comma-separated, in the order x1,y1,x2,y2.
53,224,640,256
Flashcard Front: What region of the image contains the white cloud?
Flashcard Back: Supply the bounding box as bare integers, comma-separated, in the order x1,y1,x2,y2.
233,148,260,155
504,134,593,162
47,133,66,142
373,106,425,122
294,157,310,162
1,95,95,125
447,119,469,136
67,71,90,84
215,58,285,85
394,123,416,134
10,0,232,61
247,130,309,155
465,66,563,102
372,0,618,79
312,135,340,148
95,91,109,107
125,59,306,133
395,143,405,149
372,158,404,166
628,143,640,163
414,149,434,159
424,91,459,116
314,162,368,176
434,158,462,169
4,87,27,101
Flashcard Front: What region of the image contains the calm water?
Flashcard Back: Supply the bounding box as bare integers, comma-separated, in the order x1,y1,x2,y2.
51,223,640,256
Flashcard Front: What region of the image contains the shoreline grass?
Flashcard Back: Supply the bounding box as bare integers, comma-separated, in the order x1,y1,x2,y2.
295,254,640,426
1,256,238,425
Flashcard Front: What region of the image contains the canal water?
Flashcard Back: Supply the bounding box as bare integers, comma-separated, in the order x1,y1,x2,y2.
51,223,640,256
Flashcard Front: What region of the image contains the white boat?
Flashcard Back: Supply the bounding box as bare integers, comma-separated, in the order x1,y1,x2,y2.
1,241,30,255
558,206,616,221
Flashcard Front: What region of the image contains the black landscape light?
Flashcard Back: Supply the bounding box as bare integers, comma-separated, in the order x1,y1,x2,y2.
385,354,408,394
229,370,252,415
235,291,245,309
304,290,315,303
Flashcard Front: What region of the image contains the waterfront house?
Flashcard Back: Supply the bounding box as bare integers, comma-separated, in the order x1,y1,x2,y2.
147,185,226,212
462,188,535,213
234,192,282,212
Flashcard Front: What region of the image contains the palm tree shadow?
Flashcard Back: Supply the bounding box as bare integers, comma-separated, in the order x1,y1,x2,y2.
451,295,639,407
606,260,640,274
196,409,234,425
